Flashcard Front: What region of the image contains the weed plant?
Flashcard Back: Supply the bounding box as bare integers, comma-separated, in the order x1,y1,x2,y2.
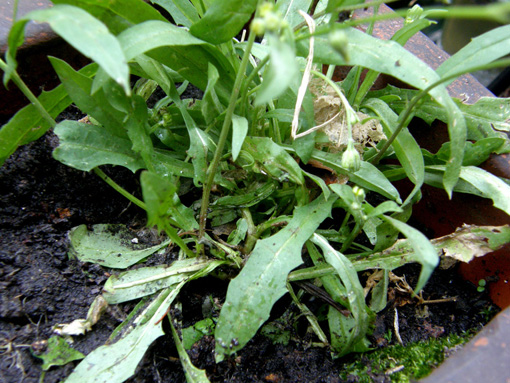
2,0,510,381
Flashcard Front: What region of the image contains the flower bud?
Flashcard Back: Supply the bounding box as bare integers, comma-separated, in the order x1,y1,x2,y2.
259,2,274,18
405,5,424,25
264,11,281,32
352,185,365,201
251,18,266,36
341,140,361,172
328,30,350,62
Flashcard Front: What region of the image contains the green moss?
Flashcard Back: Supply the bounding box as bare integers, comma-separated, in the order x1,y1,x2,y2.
340,333,475,382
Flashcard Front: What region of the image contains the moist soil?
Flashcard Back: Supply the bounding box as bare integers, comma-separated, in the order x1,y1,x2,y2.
0,129,497,383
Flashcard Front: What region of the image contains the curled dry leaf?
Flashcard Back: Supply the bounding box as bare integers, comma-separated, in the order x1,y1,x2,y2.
436,224,510,269
53,295,108,336
310,79,386,151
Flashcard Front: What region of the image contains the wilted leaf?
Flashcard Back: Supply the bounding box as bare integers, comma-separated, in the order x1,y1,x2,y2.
69,224,170,268
65,286,181,383
54,296,108,336
103,259,216,304
435,224,510,266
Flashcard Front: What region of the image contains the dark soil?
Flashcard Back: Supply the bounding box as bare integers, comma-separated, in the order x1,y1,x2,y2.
0,129,497,383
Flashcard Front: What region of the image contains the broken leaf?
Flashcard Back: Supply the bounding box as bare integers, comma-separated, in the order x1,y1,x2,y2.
32,336,84,371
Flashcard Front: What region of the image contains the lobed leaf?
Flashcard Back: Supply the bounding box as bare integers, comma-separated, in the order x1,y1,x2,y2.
215,194,337,361
49,57,127,137
34,336,84,371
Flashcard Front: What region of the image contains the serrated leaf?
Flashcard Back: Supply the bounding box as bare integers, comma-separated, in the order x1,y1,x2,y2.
69,224,170,268
65,286,181,383
33,336,84,371
189,0,258,44
215,194,337,361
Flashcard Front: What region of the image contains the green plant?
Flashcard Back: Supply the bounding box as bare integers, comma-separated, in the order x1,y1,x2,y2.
2,0,510,381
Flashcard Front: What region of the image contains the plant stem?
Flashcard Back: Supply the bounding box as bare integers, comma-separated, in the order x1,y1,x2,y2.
340,221,362,253
198,19,259,238
93,167,146,210
370,57,510,165
0,59,56,128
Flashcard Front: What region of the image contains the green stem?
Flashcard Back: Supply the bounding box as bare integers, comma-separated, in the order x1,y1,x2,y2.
370,57,510,165
198,15,259,238
93,168,146,210
163,222,196,258
239,54,269,116
288,263,335,282
241,208,257,254
297,2,510,41
286,281,329,344
0,59,56,128
340,220,362,253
